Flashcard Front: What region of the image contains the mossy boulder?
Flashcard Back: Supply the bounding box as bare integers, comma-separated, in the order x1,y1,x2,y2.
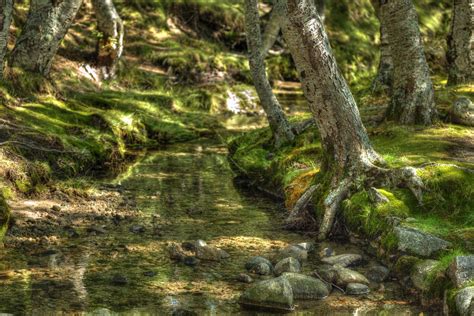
394,226,452,258
281,273,330,300
239,277,294,311
411,260,440,292
455,286,474,316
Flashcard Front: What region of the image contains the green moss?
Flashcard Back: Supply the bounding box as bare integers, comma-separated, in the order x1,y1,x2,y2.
0,193,10,243
394,256,422,275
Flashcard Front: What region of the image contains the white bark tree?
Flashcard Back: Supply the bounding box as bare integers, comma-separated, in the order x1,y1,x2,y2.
0,0,12,77
281,0,423,239
245,0,295,147
92,0,124,79
447,0,474,85
381,0,437,125
9,0,84,76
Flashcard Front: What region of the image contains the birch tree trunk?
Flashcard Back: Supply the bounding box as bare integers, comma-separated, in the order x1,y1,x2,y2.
92,0,124,79
381,0,436,125
0,0,13,77
245,0,295,147
262,0,324,56
447,0,474,85
371,0,393,92
282,0,381,239
9,0,83,76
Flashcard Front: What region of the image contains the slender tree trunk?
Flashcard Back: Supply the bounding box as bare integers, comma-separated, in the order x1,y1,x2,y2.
370,0,393,92
381,0,436,125
245,0,295,147
262,0,285,56
262,0,324,56
9,0,83,76
0,0,13,77
282,0,382,239
92,0,124,79
447,0,474,85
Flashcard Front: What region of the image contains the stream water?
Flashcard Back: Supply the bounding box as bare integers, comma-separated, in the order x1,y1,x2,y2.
0,92,426,315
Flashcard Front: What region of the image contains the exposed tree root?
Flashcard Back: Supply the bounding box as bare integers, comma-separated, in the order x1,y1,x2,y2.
284,184,319,230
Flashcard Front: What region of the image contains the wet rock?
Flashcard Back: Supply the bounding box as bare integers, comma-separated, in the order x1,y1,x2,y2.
195,244,229,261
313,264,337,283
282,273,329,299
333,265,369,287
451,97,474,127
319,247,336,258
51,205,61,212
237,273,253,283
143,271,157,277
168,243,187,261
275,245,308,263
455,286,474,316
240,276,294,311
346,283,370,295
129,225,145,234
321,254,362,267
183,256,200,267
295,242,315,253
394,226,451,257
411,260,439,291
111,274,128,286
245,256,273,275
274,257,301,276
367,264,390,283
448,255,474,288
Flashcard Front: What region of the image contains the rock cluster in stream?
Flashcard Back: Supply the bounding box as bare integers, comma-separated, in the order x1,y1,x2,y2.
238,242,382,312
167,240,229,265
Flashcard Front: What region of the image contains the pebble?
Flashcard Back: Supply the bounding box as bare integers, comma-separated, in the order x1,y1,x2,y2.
346,283,370,295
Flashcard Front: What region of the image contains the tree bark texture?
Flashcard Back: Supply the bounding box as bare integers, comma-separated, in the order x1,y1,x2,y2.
370,0,393,92
92,0,124,79
381,0,436,125
262,0,325,55
0,0,12,77
282,0,381,239
245,0,295,147
9,0,83,76
447,0,474,85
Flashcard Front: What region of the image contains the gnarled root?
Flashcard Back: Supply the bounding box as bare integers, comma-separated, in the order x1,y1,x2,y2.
284,184,319,230
316,164,425,240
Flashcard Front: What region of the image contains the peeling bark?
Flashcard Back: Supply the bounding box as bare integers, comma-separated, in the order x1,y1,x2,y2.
381,0,436,125
282,0,382,239
245,0,295,147
0,0,12,77
447,0,474,85
370,0,393,93
92,0,124,79
9,0,83,76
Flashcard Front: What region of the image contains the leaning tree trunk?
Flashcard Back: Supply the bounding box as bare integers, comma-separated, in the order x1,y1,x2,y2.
447,0,474,85
245,0,295,147
0,0,13,77
370,0,393,93
262,0,325,55
92,0,124,79
381,0,436,125
9,0,83,76
281,0,424,239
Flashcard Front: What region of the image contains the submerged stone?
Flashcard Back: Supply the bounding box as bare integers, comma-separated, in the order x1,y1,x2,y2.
448,255,474,288
367,264,390,283
245,256,273,275
346,283,370,295
282,272,329,299
333,265,369,287
394,226,451,257
321,254,362,267
275,245,308,263
240,277,294,311
274,257,301,276
295,242,315,252
237,273,253,283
